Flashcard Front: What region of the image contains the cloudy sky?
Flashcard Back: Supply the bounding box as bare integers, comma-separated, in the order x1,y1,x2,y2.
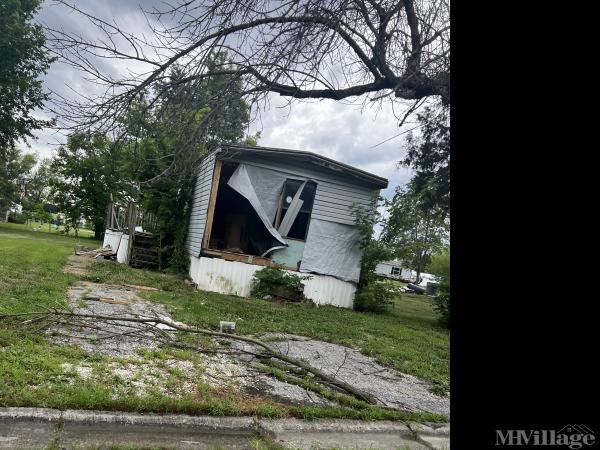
22,0,417,200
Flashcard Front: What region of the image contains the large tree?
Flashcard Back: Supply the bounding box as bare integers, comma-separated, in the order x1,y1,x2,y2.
19,157,53,214
50,52,254,259
50,132,133,239
45,0,449,146
0,0,54,154
119,54,253,270
156,54,251,151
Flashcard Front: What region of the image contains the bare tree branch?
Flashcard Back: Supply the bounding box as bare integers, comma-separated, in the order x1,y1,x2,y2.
44,0,449,135
2,309,378,404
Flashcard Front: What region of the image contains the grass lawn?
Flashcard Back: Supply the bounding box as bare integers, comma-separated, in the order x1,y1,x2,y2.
1,221,96,239
87,256,450,395
0,223,449,423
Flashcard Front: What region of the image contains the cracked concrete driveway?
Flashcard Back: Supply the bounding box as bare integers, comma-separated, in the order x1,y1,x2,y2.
234,334,449,416
47,280,448,416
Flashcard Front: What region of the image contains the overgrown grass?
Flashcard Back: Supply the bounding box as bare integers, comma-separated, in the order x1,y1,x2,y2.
0,224,448,422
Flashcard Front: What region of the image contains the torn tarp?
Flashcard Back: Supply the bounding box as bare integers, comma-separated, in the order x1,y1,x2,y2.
227,163,287,255
299,219,362,283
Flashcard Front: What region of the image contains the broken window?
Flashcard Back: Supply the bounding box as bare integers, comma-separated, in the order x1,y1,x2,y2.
391,267,400,276
203,161,317,262
275,179,317,241
207,162,287,257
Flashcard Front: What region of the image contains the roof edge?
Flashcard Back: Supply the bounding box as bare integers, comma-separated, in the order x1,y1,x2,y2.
216,143,388,189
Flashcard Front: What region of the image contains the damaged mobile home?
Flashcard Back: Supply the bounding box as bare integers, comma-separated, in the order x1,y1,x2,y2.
186,144,388,308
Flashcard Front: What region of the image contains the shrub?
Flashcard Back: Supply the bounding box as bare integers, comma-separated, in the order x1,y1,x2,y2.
351,199,396,314
433,279,450,327
354,281,395,313
7,212,26,224
428,248,450,327
250,265,308,301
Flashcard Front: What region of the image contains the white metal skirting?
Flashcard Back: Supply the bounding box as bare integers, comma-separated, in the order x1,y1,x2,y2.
103,230,123,253
116,234,130,264
189,256,355,308
103,229,131,264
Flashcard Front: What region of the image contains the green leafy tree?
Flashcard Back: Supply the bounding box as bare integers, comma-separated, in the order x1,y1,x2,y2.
381,180,449,283
0,146,36,209
33,202,51,230
402,105,450,216
117,91,210,272
59,202,82,236
20,157,53,218
353,196,393,289
351,197,395,313
50,132,132,239
118,53,254,271
150,53,251,151
0,0,54,154
47,51,254,268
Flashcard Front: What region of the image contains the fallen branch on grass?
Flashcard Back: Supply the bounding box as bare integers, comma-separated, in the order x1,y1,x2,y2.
0,310,377,405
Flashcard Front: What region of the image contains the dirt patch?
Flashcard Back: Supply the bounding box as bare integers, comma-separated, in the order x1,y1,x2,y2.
62,254,94,276
60,358,201,399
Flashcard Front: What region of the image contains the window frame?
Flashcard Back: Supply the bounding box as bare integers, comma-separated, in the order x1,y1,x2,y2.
274,178,317,241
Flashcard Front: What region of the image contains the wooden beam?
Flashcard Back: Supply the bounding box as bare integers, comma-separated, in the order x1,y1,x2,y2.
105,201,113,229
201,249,271,267
274,190,284,229
201,249,298,271
126,202,137,265
202,159,222,250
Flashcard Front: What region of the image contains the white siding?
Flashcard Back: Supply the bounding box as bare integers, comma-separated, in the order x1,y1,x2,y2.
190,255,262,297
302,274,356,308
189,255,356,308
375,262,395,277
186,151,217,256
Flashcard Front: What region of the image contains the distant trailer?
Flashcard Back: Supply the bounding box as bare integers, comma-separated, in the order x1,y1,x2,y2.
374,261,417,282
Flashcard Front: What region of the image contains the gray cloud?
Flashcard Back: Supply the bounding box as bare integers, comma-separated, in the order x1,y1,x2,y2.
20,0,415,200
249,97,414,199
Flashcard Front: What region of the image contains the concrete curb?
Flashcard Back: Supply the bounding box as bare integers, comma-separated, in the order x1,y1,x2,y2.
61,409,256,430
0,408,450,449
0,408,62,422
259,418,413,433
409,422,451,450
